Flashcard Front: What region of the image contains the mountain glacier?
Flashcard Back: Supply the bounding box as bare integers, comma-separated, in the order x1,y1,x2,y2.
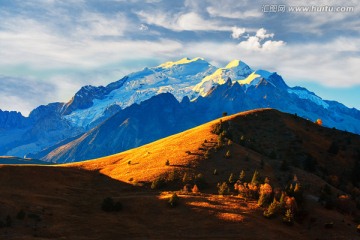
1,57,359,161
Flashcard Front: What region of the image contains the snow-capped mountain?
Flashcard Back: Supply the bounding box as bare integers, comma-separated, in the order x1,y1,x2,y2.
63,57,216,128
1,57,360,161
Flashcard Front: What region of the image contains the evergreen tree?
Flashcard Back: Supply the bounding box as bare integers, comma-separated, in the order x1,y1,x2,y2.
293,182,303,205
263,198,280,218
229,173,236,184
218,182,230,195
279,191,286,206
192,184,199,193
251,170,260,185
258,183,273,207
225,150,231,159
283,209,294,225
182,173,190,183
264,177,270,184
239,170,246,182
258,193,267,207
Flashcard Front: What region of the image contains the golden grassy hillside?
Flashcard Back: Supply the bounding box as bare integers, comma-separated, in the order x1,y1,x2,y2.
0,108,359,239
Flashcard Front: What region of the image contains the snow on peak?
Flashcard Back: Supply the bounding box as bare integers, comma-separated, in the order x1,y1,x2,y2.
255,69,272,79
193,60,254,96
224,59,248,69
225,59,241,68
237,72,261,85
236,70,273,87
158,57,205,69
287,88,329,109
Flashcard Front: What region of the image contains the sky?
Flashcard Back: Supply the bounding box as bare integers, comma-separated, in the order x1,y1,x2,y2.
0,0,359,116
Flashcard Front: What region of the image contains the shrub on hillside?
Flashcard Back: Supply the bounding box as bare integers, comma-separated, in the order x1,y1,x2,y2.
218,182,230,195
251,170,260,185
283,209,294,226
285,196,298,214
293,183,304,205
192,184,200,193
235,182,259,199
228,173,236,184
258,183,273,207
239,170,246,182
315,118,322,126
263,199,281,218
182,172,192,184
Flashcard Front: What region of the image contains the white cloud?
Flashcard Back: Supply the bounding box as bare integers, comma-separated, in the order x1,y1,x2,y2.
139,24,148,31
0,76,55,116
177,12,230,31
207,6,262,19
255,28,274,40
262,40,286,51
231,27,246,39
0,10,183,70
238,36,261,50
236,28,285,51
76,12,127,37
136,11,232,32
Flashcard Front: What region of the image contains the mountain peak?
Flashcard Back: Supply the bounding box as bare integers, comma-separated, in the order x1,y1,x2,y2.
225,59,249,69
157,57,206,69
